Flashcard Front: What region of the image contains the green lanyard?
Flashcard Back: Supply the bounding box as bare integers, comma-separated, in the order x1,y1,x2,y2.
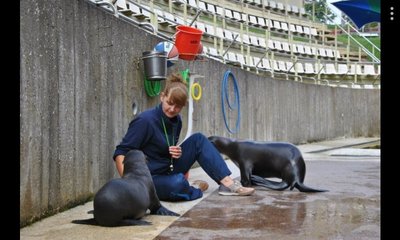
161,117,175,172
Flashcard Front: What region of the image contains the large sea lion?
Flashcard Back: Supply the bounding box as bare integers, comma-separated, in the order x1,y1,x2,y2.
72,149,179,227
208,136,327,192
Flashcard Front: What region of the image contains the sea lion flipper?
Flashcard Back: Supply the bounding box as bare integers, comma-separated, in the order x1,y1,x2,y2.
251,175,290,190
294,182,329,192
151,205,180,216
71,218,98,225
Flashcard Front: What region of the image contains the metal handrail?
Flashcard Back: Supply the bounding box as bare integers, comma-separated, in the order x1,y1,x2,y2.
221,33,240,58
94,0,118,17
322,10,380,63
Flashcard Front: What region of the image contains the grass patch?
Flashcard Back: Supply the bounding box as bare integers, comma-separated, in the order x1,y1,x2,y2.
336,34,380,60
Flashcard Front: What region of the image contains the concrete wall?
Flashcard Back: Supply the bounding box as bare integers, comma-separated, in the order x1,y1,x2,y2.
20,0,380,227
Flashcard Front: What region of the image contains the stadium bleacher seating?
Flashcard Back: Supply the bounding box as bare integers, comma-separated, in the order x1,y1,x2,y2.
88,0,380,88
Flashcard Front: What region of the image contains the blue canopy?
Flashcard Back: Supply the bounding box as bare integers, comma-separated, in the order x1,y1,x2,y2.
331,0,380,29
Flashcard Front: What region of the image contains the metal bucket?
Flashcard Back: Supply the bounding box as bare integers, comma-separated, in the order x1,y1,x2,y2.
142,51,167,80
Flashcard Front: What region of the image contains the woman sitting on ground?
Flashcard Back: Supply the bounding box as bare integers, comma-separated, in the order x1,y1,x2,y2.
113,72,255,201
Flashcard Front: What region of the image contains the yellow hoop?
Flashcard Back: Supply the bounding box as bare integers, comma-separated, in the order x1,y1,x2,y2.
191,82,202,101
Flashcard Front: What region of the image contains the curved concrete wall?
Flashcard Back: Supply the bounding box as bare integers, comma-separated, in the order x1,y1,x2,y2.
20,0,380,226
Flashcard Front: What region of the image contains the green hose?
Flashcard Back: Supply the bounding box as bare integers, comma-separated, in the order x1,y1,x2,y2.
144,76,161,97
181,69,190,95
181,69,190,84
144,69,189,97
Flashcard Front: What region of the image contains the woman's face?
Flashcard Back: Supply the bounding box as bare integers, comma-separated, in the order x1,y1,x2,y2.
160,93,184,118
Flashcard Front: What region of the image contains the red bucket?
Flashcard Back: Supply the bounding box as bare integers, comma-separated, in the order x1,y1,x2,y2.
174,25,203,60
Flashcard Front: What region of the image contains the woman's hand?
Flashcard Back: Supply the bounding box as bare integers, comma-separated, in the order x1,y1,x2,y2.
169,146,182,159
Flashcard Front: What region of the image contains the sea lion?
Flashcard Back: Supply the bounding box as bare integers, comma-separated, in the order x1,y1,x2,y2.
72,149,179,227
208,136,327,192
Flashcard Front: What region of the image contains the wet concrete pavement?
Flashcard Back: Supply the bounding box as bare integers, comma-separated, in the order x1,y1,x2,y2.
20,137,380,240
155,156,380,239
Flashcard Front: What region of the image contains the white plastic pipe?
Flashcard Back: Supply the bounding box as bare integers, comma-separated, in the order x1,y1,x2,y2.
179,74,203,146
